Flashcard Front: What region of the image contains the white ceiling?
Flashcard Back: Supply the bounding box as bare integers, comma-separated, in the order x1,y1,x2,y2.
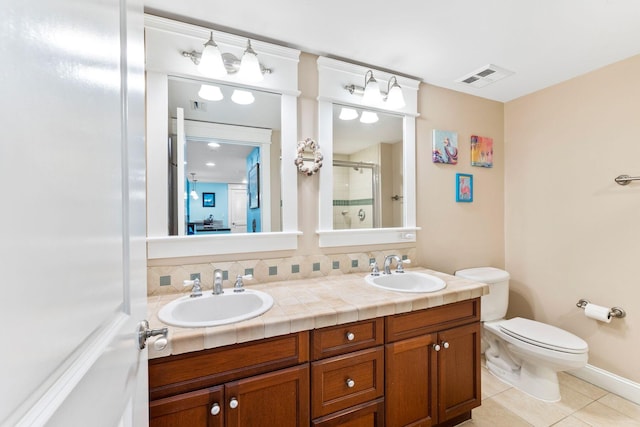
145,0,640,102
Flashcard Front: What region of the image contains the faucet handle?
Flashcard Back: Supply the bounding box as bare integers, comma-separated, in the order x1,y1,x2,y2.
184,279,202,298
370,262,380,276
233,274,253,292
396,259,411,273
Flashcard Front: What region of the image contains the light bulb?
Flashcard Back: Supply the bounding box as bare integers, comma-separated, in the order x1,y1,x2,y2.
198,33,226,78
385,81,406,109
198,84,223,101
360,111,379,124
231,89,255,105
339,107,358,120
362,76,382,106
237,40,263,83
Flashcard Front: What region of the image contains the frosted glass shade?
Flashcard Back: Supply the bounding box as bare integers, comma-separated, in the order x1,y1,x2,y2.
339,107,358,120
198,84,223,101
360,111,379,124
198,36,226,78
231,89,255,105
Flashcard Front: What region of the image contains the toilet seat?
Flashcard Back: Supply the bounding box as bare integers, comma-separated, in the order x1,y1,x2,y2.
498,317,588,354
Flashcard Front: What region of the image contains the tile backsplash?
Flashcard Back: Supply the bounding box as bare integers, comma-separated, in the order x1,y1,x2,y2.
147,249,416,296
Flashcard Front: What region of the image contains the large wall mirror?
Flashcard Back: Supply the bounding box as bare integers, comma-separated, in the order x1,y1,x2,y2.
145,15,301,258
333,104,403,230
168,78,282,236
317,57,420,247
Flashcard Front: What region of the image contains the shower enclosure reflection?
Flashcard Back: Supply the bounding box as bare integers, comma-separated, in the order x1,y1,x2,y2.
332,105,403,230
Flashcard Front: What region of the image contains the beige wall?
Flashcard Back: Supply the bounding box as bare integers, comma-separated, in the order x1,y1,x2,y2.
415,84,505,273
504,55,640,382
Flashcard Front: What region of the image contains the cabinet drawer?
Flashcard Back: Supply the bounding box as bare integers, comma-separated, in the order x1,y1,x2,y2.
312,318,384,360
149,331,309,400
386,298,480,343
311,347,384,419
312,398,384,427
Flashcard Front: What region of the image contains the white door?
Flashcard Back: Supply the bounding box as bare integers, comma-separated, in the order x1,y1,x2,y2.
229,184,248,233
0,1,147,426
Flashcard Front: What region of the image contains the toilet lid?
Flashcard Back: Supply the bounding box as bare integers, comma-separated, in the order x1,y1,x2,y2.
499,317,588,354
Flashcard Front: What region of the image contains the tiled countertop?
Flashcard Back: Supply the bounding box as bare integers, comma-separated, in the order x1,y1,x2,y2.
147,268,489,359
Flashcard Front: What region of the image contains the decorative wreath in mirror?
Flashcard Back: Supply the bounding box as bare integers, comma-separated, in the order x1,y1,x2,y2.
295,138,323,176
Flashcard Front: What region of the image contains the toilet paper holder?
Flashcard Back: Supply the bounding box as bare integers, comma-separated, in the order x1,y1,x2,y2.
576,299,626,319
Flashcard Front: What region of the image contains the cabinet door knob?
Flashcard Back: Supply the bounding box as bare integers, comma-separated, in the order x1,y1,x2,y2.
432,343,441,352
442,341,450,349
229,398,238,409
346,378,355,388
346,332,355,341
210,403,220,416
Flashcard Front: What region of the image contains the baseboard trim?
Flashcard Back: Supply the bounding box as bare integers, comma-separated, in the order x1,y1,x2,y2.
569,364,640,405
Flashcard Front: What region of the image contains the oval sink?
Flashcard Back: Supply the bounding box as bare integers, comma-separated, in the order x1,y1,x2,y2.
365,272,446,293
158,289,274,328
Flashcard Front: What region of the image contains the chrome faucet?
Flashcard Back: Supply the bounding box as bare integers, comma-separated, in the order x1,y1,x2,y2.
383,255,404,275
184,278,202,298
213,269,224,295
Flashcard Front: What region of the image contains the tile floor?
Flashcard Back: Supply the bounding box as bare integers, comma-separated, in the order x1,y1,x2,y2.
461,361,640,426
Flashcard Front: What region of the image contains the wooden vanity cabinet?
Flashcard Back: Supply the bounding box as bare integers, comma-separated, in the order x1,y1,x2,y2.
148,332,309,427
148,298,482,427
311,318,385,427
385,298,482,427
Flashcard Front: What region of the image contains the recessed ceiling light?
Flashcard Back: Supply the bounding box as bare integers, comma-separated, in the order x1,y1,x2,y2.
208,142,220,148
206,162,215,167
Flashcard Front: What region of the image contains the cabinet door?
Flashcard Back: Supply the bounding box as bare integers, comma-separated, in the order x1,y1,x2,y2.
312,398,385,427
385,334,437,427
225,364,309,427
437,322,481,422
150,386,224,427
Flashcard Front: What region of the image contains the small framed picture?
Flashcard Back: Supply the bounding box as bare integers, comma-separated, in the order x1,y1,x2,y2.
432,129,458,164
248,163,260,208
202,192,215,207
456,173,473,202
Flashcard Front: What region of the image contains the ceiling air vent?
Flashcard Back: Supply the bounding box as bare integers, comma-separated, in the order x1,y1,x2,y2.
456,64,514,88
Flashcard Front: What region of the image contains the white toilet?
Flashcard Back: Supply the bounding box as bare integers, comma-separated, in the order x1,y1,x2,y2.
455,267,588,402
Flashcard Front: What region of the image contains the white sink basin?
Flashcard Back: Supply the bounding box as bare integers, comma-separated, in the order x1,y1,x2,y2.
365,272,446,293
158,289,274,328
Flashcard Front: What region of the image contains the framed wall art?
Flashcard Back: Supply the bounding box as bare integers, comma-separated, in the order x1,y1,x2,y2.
432,129,458,164
456,173,473,202
470,135,493,167
202,192,215,207
248,163,260,208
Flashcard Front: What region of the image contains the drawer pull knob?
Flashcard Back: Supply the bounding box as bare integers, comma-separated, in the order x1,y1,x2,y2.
346,378,355,388
229,398,238,409
433,344,441,352
442,341,450,349
210,403,220,416
346,332,355,341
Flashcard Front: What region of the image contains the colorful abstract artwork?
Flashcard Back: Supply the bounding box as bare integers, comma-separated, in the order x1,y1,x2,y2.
470,135,493,167
432,130,458,164
456,173,473,202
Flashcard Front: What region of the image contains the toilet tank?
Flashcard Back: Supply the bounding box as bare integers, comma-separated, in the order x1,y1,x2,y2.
455,267,510,322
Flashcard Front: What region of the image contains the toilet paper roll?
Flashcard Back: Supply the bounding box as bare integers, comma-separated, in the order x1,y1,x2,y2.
584,303,612,323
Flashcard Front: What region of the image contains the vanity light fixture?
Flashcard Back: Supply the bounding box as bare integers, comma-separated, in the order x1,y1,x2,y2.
344,70,406,110
359,110,379,124
189,173,199,200
198,84,224,101
197,33,227,78
182,34,271,82
231,89,255,105
385,76,406,109
338,107,358,120
362,70,382,106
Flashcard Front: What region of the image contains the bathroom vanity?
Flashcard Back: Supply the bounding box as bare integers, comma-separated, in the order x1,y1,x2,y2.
147,271,486,426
